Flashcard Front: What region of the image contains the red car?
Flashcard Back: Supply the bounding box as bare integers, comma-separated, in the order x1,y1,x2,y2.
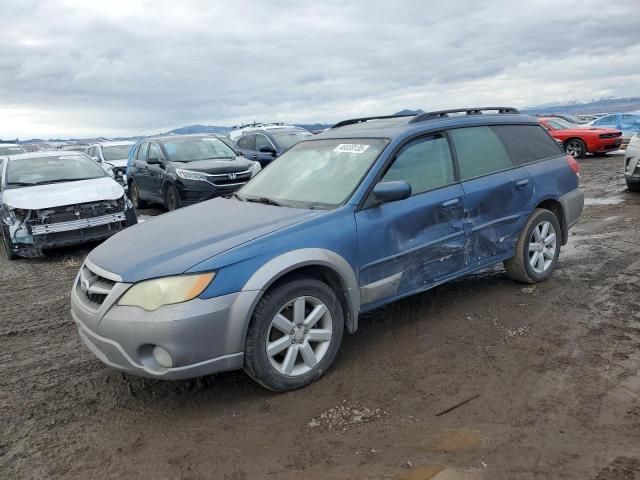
538,117,622,158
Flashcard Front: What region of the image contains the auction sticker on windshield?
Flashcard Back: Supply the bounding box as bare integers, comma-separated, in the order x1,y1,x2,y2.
334,144,370,154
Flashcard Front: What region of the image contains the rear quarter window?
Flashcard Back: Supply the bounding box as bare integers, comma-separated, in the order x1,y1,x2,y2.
450,126,512,180
492,125,562,166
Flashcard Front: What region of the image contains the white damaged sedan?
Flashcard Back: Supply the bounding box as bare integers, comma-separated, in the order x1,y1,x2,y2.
0,151,137,259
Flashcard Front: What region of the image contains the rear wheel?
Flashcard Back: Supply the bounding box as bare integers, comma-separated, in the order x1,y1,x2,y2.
244,276,344,392
129,180,147,209
504,209,561,284
564,138,587,158
1,226,18,261
164,184,181,211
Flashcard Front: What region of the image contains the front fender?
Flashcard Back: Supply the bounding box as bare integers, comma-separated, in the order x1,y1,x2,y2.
241,248,360,335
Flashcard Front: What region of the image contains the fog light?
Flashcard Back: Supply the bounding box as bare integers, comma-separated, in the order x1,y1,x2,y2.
152,346,173,368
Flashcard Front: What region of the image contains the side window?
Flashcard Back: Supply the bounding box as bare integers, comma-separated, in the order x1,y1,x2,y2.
450,126,512,180
492,125,561,166
594,115,613,126
148,142,162,160
255,134,272,151
238,135,256,150
381,133,454,195
137,143,149,160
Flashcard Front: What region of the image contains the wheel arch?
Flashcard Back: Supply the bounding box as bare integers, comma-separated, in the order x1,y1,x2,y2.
241,248,360,336
534,197,567,245
563,136,588,154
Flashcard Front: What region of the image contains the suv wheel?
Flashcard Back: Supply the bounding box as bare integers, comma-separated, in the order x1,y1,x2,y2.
244,276,344,392
564,138,586,158
130,180,146,209
1,226,17,261
164,184,180,211
504,208,561,284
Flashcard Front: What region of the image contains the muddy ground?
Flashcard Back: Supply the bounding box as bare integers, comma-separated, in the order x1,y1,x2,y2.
1,154,639,480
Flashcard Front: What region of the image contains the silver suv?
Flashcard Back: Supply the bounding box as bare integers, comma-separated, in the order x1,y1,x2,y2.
624,134,640,192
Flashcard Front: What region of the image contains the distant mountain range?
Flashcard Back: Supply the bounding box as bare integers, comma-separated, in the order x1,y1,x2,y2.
9,96,640,144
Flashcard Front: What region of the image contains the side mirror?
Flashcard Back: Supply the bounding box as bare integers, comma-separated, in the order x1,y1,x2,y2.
259,145,277,155
147,157,160,164
372,181,411,204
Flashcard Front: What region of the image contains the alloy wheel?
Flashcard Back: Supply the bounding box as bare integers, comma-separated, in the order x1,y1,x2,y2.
566,141,582,157
528,220,557,274
266,296,333,377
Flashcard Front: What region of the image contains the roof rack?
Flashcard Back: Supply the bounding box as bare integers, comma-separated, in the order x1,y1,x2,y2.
331,114,415,129
409,107,520,123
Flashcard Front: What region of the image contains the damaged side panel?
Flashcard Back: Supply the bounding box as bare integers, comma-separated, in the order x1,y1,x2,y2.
356,184,466,307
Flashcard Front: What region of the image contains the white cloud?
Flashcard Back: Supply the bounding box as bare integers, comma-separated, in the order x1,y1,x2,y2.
0,0,639,138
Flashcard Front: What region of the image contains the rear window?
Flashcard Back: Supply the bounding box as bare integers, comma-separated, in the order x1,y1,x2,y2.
492,125,562,165
450,126,512,180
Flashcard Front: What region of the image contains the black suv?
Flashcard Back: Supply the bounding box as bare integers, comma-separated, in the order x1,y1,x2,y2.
235,127,312,166
127,135,261,211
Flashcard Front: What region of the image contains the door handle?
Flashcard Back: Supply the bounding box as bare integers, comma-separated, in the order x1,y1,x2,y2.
515,179,530,189
441,198,460,209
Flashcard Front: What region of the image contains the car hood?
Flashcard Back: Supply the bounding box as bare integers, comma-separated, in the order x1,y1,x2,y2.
171,157,253,174
104,159,129,168
88,197,322,282
2,177,124,210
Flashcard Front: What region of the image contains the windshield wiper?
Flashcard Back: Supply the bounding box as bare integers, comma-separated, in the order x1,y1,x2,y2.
245,196,286,207
33,177,97,185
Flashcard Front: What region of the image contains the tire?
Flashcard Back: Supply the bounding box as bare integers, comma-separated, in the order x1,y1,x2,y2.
164,184,181,211
504,209,561,284
129,180,147,209
244,276,344,392
1,225,18,261
627,180,640,192
564,138,587,158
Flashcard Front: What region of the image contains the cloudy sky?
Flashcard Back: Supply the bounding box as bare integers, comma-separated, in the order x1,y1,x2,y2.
1,0,639,139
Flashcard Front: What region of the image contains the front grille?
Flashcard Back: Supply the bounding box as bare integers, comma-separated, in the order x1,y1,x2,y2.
76,263,116,309
31,212,126,235
206,169,252,186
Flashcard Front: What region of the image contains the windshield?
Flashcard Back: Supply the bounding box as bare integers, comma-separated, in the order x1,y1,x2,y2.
162,137,236,162
5,155,107,186
238,138,389,209
0,146,24,155
271,131,313,150
102,144,133,161
547,118,574,130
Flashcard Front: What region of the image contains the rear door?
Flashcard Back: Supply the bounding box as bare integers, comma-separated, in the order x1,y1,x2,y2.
146,142,166,200
132,142,151,193
355,133,466,307
450,125,534,265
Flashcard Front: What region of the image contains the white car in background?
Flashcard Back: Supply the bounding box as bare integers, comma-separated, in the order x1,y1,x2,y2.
86,141,135,188
0,151,137,260
0,144,26,156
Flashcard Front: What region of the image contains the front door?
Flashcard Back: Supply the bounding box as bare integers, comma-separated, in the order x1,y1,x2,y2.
254,133,278,166
355,133,466,308
146,142,166,201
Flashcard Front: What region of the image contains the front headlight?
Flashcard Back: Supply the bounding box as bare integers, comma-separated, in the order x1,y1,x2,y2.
250,161,262,177
176,168,207,181
118,272,215,311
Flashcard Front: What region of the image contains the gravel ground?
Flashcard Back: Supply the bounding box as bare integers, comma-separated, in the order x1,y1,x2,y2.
1,153,639,480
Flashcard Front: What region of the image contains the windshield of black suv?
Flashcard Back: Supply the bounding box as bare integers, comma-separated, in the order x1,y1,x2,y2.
5,154,107,187
162,137,236,162
102,144,133,161
271,130,313,150
0,145,24,156
547,118,574,130
238,138,389,209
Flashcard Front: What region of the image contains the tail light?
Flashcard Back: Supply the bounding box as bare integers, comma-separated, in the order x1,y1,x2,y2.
566,154,580,176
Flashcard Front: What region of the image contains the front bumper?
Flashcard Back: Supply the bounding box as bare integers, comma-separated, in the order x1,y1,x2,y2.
176,179,248,205
591,138,622,152
71,261,260,379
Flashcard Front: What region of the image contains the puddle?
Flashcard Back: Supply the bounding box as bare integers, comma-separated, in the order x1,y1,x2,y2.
394,465,483,480
561,232,620,259
429,430,483,452
584,196,624,205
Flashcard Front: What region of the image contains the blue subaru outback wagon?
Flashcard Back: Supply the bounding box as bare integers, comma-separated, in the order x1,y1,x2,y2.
71,107,584,391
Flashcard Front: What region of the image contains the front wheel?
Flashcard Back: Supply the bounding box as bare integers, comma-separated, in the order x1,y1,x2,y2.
564,138,587,158
1,226,18,260
244,276,344,392
504,209,561,284
164,184,181,211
